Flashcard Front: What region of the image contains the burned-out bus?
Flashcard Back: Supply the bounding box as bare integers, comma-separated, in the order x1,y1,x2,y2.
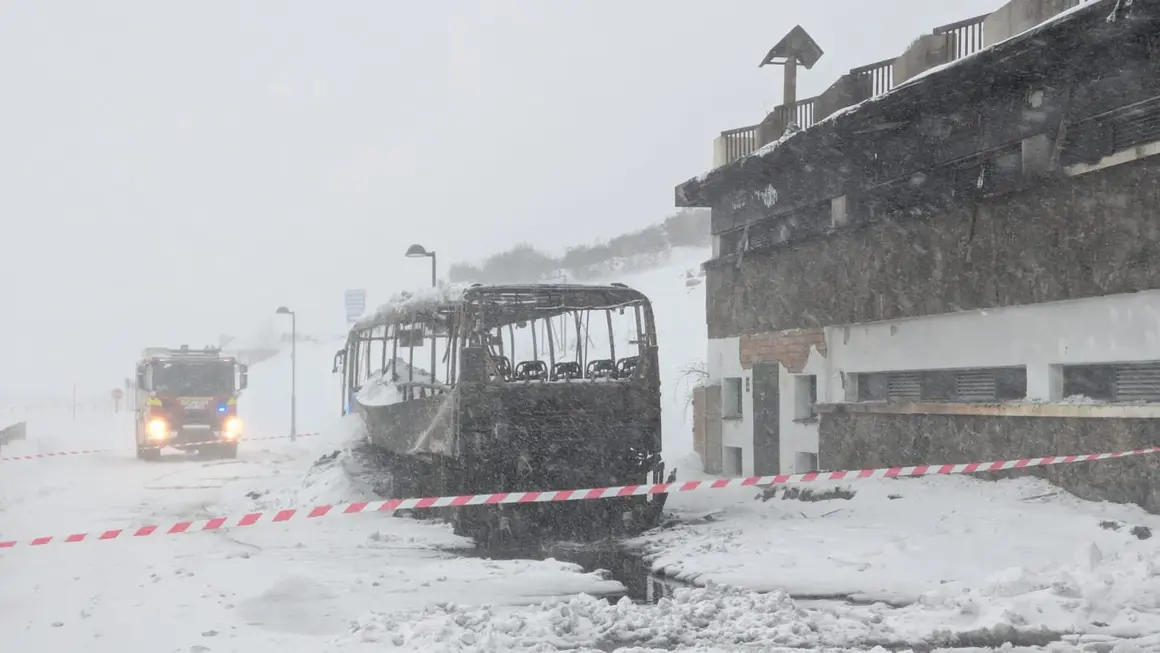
335,282,667,542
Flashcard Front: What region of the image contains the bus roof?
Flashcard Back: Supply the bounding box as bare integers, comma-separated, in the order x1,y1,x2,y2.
351,282,651,332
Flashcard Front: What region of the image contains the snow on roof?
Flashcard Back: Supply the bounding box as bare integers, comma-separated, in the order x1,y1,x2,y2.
750,122,803,158
351,282,473,332
891,0,1101,93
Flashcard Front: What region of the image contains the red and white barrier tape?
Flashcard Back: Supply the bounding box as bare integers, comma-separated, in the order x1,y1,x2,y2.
2,446,1157,550
0,432,322,463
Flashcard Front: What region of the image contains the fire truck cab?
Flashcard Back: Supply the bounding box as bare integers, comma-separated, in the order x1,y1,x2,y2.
134,345,249,460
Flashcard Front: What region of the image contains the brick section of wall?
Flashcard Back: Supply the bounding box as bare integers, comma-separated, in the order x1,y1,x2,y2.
738,328,827,373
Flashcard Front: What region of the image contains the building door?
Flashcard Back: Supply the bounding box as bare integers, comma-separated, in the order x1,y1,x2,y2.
752,362,780,475
692,386,708,467
703,384,723,474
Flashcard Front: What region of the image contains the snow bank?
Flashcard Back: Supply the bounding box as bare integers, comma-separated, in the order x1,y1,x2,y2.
636,474,1160,647
354,359,435,407
356,370,402,407
891,540,1160,643
331,582,888,652
206,414,369,513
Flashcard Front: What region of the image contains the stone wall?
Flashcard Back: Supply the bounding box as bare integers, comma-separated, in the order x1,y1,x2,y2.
706,157,1160,339
819,409,1160,512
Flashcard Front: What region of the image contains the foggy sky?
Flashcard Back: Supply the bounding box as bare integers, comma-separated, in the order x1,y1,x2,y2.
0,0,998,397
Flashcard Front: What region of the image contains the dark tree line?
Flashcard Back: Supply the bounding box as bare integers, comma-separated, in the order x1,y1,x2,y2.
448,209,709,284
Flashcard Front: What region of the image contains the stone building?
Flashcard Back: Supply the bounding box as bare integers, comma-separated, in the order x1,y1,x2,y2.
679,0,1160,509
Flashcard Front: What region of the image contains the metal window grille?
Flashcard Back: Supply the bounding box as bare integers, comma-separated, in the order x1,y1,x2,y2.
956,370,997,401
1115,364,1160,402
887,373,922,401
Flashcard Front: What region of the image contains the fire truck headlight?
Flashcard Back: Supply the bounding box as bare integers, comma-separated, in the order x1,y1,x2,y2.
147,418,169,441
224,417,243,440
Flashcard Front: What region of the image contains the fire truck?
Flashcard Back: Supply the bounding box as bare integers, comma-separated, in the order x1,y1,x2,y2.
134,345,249,460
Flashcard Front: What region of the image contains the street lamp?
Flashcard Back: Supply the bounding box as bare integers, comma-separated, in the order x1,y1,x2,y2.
405,244,437,288
405,244,438,387
275,306,297,442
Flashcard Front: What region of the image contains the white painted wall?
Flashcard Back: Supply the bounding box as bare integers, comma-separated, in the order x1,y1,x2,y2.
779,345,830,474
707,335,832,476
824,289,1160,402
707,290,1160,477
706,336,754,476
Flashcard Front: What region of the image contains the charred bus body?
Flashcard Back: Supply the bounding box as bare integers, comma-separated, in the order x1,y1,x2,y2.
337,283,666,543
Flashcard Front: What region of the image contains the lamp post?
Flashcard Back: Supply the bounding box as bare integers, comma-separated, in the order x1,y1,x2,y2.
275,306,297,442
405,244,438,386
405,244,437,288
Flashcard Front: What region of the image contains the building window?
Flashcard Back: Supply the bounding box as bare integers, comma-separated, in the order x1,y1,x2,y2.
993,367,1028,400
795,375,818,421
793,451,818,473
1063,362,1160,402
723,377,743,419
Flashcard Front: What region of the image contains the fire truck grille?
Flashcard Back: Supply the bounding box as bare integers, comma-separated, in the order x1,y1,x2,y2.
180,410,215,426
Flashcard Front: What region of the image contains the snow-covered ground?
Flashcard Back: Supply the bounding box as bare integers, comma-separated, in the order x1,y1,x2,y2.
0,337,621,653
4,247,1159,652
636,476,1160,650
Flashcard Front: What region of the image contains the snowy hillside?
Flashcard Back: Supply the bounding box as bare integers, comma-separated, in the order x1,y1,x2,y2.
577,247,710,465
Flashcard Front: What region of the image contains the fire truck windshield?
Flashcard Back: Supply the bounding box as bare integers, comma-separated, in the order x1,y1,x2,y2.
152,361,235,396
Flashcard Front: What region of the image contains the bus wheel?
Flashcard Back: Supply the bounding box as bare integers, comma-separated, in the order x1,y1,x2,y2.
137,445,161,461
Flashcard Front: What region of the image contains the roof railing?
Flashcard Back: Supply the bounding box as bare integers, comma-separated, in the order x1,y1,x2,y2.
711,2,1082,167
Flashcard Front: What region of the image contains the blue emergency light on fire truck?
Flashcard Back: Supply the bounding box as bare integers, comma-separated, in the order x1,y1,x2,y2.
133,345,249,460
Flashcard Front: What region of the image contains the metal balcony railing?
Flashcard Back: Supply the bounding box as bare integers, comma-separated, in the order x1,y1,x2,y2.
713,4,1077,167
934,13,989,61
